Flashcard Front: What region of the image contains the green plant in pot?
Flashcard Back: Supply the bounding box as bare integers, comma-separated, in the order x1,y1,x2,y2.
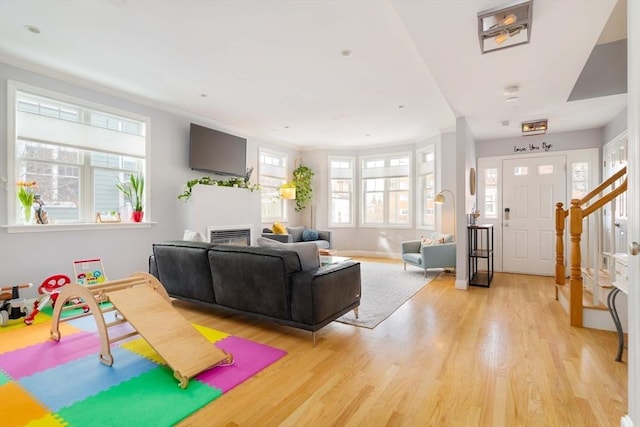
116,174,144,222
292,164,313,212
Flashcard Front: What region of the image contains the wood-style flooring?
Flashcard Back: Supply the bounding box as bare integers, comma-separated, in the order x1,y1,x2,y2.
175,262,628,427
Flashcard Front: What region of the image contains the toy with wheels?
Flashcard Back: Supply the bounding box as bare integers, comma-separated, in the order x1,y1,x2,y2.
24,274,83,325
0,283,33,327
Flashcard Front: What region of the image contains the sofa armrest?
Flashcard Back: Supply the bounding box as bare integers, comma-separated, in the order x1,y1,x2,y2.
316,230,332,248
290,261,361,326
421,242,457,269
261,233,293,244
401,240,421,254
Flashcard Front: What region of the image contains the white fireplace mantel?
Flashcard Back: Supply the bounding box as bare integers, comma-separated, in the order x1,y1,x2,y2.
183,184,262,245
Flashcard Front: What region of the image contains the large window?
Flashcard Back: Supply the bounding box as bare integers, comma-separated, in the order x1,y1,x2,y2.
259,148,288,222
9,82,148,225
329,157,355,226
361,153,410,226
416,146,436,228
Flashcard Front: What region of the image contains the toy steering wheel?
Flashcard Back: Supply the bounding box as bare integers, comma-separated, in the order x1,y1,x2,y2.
39,274,71,295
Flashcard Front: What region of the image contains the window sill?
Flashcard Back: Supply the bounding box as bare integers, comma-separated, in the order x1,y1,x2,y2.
3,221,156,233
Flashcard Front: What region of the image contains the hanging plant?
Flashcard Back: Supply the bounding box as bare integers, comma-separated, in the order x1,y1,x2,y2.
292,164,314,212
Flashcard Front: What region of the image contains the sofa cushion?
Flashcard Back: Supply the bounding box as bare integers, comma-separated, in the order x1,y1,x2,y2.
302,229,319,241
286,225,306,242
257,237,320,270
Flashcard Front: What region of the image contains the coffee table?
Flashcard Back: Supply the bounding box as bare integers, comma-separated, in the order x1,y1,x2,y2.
320,255,351,265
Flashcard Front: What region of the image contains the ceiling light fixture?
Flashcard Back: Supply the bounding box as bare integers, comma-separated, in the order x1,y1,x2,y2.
504,85,520,96
505,96,519,102
477,0,532,54
521,119,548,136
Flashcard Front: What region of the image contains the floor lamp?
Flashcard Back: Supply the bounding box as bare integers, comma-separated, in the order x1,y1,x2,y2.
434,189,456,241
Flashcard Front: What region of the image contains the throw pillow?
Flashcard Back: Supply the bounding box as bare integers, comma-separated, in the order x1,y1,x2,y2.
183,229,206,242
302,229,319,241
421,236,445,246
256,237,320,270
286,225,306,242
272,222,286,234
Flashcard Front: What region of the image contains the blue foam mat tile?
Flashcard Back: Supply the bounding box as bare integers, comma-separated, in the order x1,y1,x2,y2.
19,346,158,411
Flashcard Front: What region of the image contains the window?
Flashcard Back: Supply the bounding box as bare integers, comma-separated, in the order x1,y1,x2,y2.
484,168,498,218
416,146,436,228
9,82,148,225
329,157,354,226
361,153,410,226
259,148,288,222
570,162,589,200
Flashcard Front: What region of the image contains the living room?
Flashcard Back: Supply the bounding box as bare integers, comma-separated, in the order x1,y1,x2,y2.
0,1,638,426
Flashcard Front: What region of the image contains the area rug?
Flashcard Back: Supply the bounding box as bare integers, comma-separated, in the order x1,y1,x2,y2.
0,312,286,427
336,261,439,329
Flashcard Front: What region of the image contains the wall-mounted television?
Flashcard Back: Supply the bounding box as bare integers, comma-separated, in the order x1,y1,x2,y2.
189,123,247,177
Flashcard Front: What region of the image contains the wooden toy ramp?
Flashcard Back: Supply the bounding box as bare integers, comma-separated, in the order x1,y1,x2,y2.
50,272,233,389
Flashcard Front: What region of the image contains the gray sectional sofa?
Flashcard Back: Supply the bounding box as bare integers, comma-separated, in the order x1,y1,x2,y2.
149,240,360,344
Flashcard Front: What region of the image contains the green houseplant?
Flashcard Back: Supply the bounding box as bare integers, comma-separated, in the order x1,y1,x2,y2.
292,164,314,212
116,174,144,222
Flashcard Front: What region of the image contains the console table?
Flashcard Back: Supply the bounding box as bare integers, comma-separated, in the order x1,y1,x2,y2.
468,224,494,287
607,253,628,362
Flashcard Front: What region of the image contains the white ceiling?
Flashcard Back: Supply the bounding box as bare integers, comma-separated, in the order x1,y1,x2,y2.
0,0,627,150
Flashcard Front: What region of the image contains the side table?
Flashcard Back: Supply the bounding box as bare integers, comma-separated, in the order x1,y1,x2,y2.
468,224,494,287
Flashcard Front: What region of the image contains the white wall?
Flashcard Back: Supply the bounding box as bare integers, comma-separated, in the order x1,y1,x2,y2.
0,62,299,295
476,128,604,158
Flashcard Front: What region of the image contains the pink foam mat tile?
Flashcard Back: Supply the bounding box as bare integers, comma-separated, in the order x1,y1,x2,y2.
195,335,286,392
0,330,101,380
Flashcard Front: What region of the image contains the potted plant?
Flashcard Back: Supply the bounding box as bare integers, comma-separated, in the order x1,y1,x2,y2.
292,164,313,212
116,174,144,222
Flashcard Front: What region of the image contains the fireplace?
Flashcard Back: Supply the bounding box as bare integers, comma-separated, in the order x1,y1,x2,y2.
208,226,251,246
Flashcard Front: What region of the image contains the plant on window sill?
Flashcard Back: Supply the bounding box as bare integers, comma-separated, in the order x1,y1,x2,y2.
116,174,144,221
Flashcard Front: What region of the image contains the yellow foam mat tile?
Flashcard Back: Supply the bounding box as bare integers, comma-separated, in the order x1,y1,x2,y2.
26,413,68,427
0,321,81,354
192,323,229,342
0,382,50,426
0,313,51,332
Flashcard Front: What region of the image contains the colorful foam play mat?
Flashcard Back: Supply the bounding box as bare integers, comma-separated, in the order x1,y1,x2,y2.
0,311,286,426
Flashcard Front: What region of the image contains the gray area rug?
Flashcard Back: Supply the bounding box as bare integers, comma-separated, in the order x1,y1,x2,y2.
336,262,439,329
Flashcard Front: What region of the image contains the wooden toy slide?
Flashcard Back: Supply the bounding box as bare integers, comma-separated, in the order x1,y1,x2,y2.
50,272,233,389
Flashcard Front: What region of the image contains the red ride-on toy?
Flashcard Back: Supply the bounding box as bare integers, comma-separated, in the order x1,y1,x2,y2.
0,283,33,327
24,274,77,325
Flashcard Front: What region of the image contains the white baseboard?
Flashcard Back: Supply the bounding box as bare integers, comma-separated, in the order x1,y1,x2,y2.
455,279,468,290
621,415,634,427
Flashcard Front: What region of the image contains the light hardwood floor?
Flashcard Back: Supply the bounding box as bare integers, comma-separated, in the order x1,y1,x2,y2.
176,262,627,427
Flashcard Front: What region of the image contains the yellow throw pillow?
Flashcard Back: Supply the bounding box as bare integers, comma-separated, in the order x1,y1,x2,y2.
272,222,287,234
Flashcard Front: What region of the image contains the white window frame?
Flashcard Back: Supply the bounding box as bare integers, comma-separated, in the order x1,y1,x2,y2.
258,147,289,223
360,152,411,228
5,81,150,231
416,144,437,230
328,156,355,227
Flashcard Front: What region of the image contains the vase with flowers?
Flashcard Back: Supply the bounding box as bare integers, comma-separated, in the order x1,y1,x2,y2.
116,174,144,222
17,181,37,224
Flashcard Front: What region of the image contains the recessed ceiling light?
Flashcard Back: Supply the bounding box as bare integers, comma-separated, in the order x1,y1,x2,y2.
24,25,41,34
398,105,405,109
505,96,519,102
199,93,207,98
501,120,510,126
284,126,290,129
341,49,353,57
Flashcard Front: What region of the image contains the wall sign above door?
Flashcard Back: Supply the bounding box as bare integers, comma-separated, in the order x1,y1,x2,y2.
513,142,553,153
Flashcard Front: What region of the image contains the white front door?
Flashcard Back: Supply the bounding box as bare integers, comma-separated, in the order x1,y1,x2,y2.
502,155,566,275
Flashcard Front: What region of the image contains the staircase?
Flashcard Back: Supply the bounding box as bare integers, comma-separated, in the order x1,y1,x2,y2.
555,166,627,328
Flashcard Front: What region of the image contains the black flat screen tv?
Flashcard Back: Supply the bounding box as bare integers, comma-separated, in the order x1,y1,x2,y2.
189,123,247,177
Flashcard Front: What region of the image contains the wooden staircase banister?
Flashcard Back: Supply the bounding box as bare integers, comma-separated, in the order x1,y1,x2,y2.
582,178,627,218
554,166,627,327
579,166,626,206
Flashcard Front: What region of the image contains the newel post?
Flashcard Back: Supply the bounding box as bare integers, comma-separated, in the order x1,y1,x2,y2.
555,202,566,291
568,199,583,327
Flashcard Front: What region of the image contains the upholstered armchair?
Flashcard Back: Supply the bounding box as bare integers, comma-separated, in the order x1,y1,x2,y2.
401,234,456,276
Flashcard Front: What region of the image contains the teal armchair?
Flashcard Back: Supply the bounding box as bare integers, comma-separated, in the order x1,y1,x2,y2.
401,237,456,276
